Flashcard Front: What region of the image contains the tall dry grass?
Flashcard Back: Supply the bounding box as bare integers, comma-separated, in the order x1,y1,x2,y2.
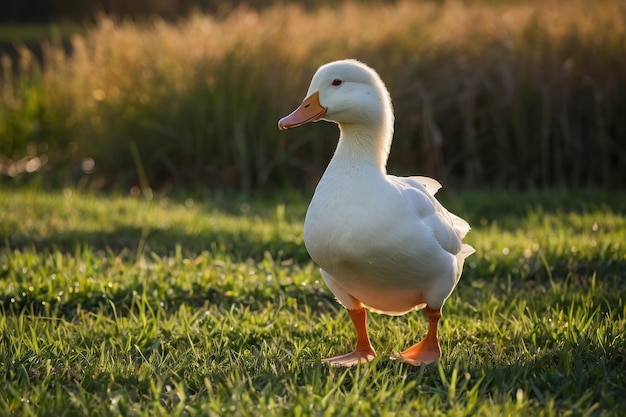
1,0,625,191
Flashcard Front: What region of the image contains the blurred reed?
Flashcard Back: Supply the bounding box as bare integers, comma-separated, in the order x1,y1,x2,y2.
1,0,625,191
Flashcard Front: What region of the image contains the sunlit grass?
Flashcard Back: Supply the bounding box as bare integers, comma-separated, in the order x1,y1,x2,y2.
0,187,624,415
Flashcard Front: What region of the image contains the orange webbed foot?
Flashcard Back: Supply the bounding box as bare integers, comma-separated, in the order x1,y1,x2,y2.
391,306,442,366
323,307,376,367
390,339,440,365
322,346,377,367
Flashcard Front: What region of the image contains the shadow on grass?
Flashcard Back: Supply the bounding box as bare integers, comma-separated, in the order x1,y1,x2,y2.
441,188,625,229
1,221,333,319
5,219,310,260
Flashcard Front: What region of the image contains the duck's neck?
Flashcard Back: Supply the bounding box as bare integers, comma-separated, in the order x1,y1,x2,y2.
330,121,393,175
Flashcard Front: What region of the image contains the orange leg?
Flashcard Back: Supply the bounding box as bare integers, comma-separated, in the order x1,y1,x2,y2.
322,307,376,367
391,306,442,366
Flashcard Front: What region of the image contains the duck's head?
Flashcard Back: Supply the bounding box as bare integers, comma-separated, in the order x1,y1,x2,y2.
278,59,393,132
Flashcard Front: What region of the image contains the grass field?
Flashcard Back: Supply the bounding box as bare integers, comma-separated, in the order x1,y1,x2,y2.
0,187,624,416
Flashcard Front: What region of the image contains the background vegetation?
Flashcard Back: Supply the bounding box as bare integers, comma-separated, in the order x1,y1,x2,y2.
1,0,625,192
1,0,358,23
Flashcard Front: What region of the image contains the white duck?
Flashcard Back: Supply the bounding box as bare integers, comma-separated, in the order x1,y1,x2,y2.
278,59,475,367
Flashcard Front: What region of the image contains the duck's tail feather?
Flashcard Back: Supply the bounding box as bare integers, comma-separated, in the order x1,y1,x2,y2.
455,243,476,283
450,213,471,239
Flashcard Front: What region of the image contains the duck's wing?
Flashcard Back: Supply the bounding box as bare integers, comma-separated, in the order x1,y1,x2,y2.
405,176,442,196
399,176,472,238
389,175,474,257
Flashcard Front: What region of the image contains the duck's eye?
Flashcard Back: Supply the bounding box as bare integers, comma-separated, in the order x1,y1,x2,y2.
331,79,342,86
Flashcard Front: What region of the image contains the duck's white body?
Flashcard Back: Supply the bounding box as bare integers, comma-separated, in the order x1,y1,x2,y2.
278,59,474,366
306,169,470,315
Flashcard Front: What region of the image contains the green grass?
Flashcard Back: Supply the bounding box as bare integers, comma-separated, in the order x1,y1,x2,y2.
1,188,625,416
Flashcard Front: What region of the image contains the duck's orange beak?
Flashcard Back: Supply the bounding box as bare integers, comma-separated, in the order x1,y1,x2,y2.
278,91,327,130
